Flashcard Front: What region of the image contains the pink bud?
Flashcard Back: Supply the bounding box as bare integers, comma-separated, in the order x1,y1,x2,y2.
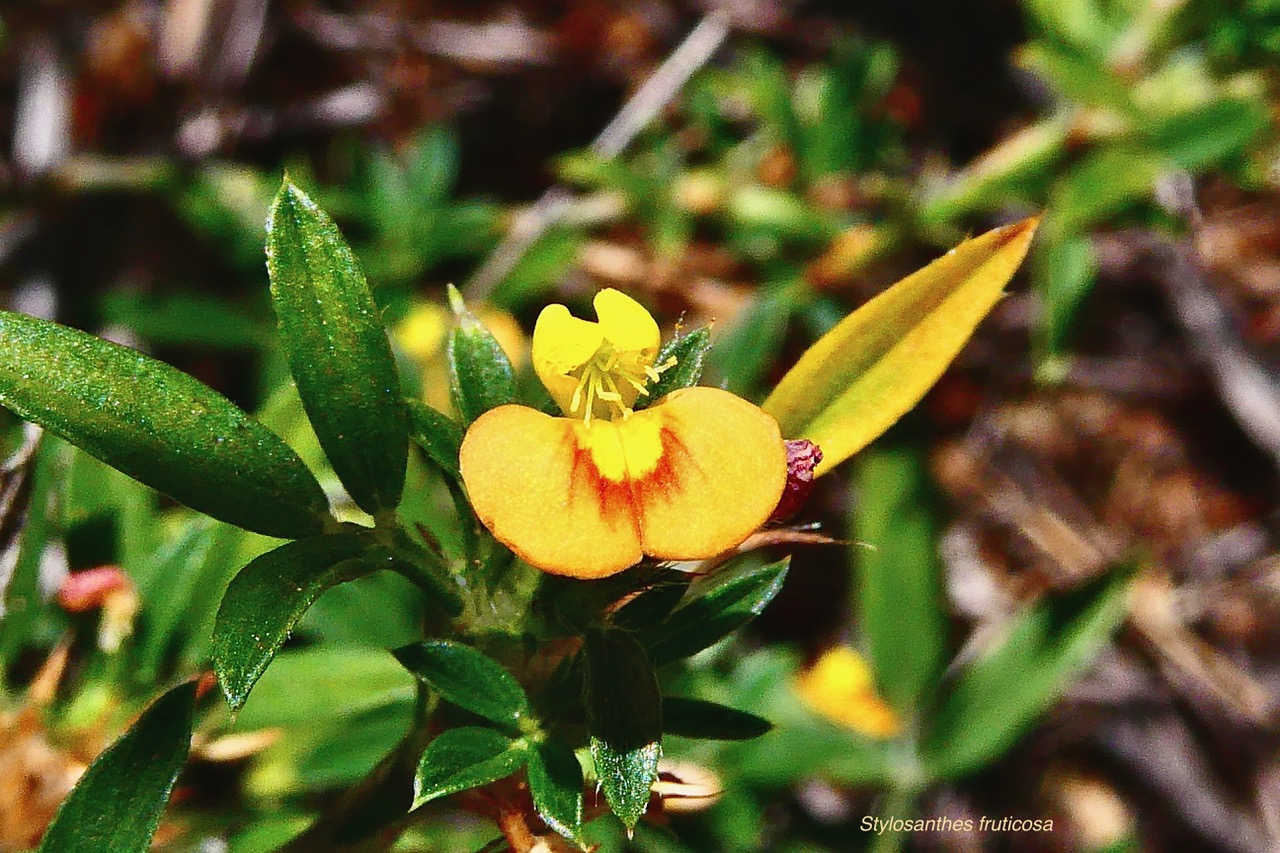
56,566,131,613
770,440,823,523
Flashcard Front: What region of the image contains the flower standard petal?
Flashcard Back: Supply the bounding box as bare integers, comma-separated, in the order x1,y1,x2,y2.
532,304,606,416
623,387,787,561
593,289,661,356
459,404,644,578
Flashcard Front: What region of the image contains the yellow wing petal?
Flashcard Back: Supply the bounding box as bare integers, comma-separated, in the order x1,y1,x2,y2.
627,388,786,560
459,405,643,578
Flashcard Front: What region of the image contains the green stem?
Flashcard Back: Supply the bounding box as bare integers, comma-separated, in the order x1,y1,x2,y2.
869,786,917,853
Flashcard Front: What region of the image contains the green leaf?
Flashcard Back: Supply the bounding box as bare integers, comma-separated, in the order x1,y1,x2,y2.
1036,230,1099,356
642,327,712,405
763,219,1038,474
392,640,531,731
527,740,584,841
1146,98,1269,171
706,279,805,396
922,568,1132,779
646,557,790,664
854,446,945,713
38,681,196,853
1049,147,1160,235
267,179,410,515
662,697,772,741
405,399,463,478
0,311,330,538
412,727,526,808
445,286,516,424
611,572,693,632
586,629,663,830
212,533,378,709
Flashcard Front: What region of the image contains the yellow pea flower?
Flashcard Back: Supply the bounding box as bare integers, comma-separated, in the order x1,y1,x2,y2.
459,289,787,579
794,646,901,739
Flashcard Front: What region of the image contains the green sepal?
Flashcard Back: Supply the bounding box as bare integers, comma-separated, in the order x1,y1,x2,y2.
266,178,409,515
445,285,516,424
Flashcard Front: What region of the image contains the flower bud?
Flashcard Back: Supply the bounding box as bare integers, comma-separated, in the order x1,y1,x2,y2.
769,440,822,523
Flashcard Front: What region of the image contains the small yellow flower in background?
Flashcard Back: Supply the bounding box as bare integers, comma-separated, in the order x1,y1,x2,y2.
395,301,527,414
459,289,787,579
794,646,901,739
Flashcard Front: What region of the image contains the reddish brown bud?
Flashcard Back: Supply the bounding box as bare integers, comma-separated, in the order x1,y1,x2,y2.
770,440,823,523
56,566,131,612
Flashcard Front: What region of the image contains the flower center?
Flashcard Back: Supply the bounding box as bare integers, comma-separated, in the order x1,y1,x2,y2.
568,343,676,424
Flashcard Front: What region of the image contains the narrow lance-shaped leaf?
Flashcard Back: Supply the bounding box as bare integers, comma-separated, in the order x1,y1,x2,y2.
922,567,1132,780
267,179,409,515
662,697,773,741
38,681,197,853
413,727,527,809
405,399,463,479
645,557,789,664
446,285,516,424
0,311,329,538
763,218,1038,474
212,533,379,709
393,640,531,732
586,629,662,831
854,446,945,713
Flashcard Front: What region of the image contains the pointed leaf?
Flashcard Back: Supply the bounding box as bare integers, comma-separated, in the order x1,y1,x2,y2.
213,533,377,709
854,446,945,712
412,727,526,808
527,740,584,841
267,179,409,515
763,219,1038,474
0,311,329,538
38,681,196,853
392,640,530,731
642,326,712,405
646,557,790,664
405,399,463,478
662,697,772,741
922,568,1132,779
446,286,516,424
586,629,662,830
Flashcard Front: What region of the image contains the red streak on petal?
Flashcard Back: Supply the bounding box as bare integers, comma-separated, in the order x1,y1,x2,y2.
564,422,694,547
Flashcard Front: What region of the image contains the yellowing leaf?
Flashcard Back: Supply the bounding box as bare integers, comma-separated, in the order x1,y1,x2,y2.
763,218,1038,475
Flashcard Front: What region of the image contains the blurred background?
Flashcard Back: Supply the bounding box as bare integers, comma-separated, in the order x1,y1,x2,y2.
3,1,1280,851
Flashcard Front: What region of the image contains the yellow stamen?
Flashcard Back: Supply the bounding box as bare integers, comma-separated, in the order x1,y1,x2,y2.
568,343,677,425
